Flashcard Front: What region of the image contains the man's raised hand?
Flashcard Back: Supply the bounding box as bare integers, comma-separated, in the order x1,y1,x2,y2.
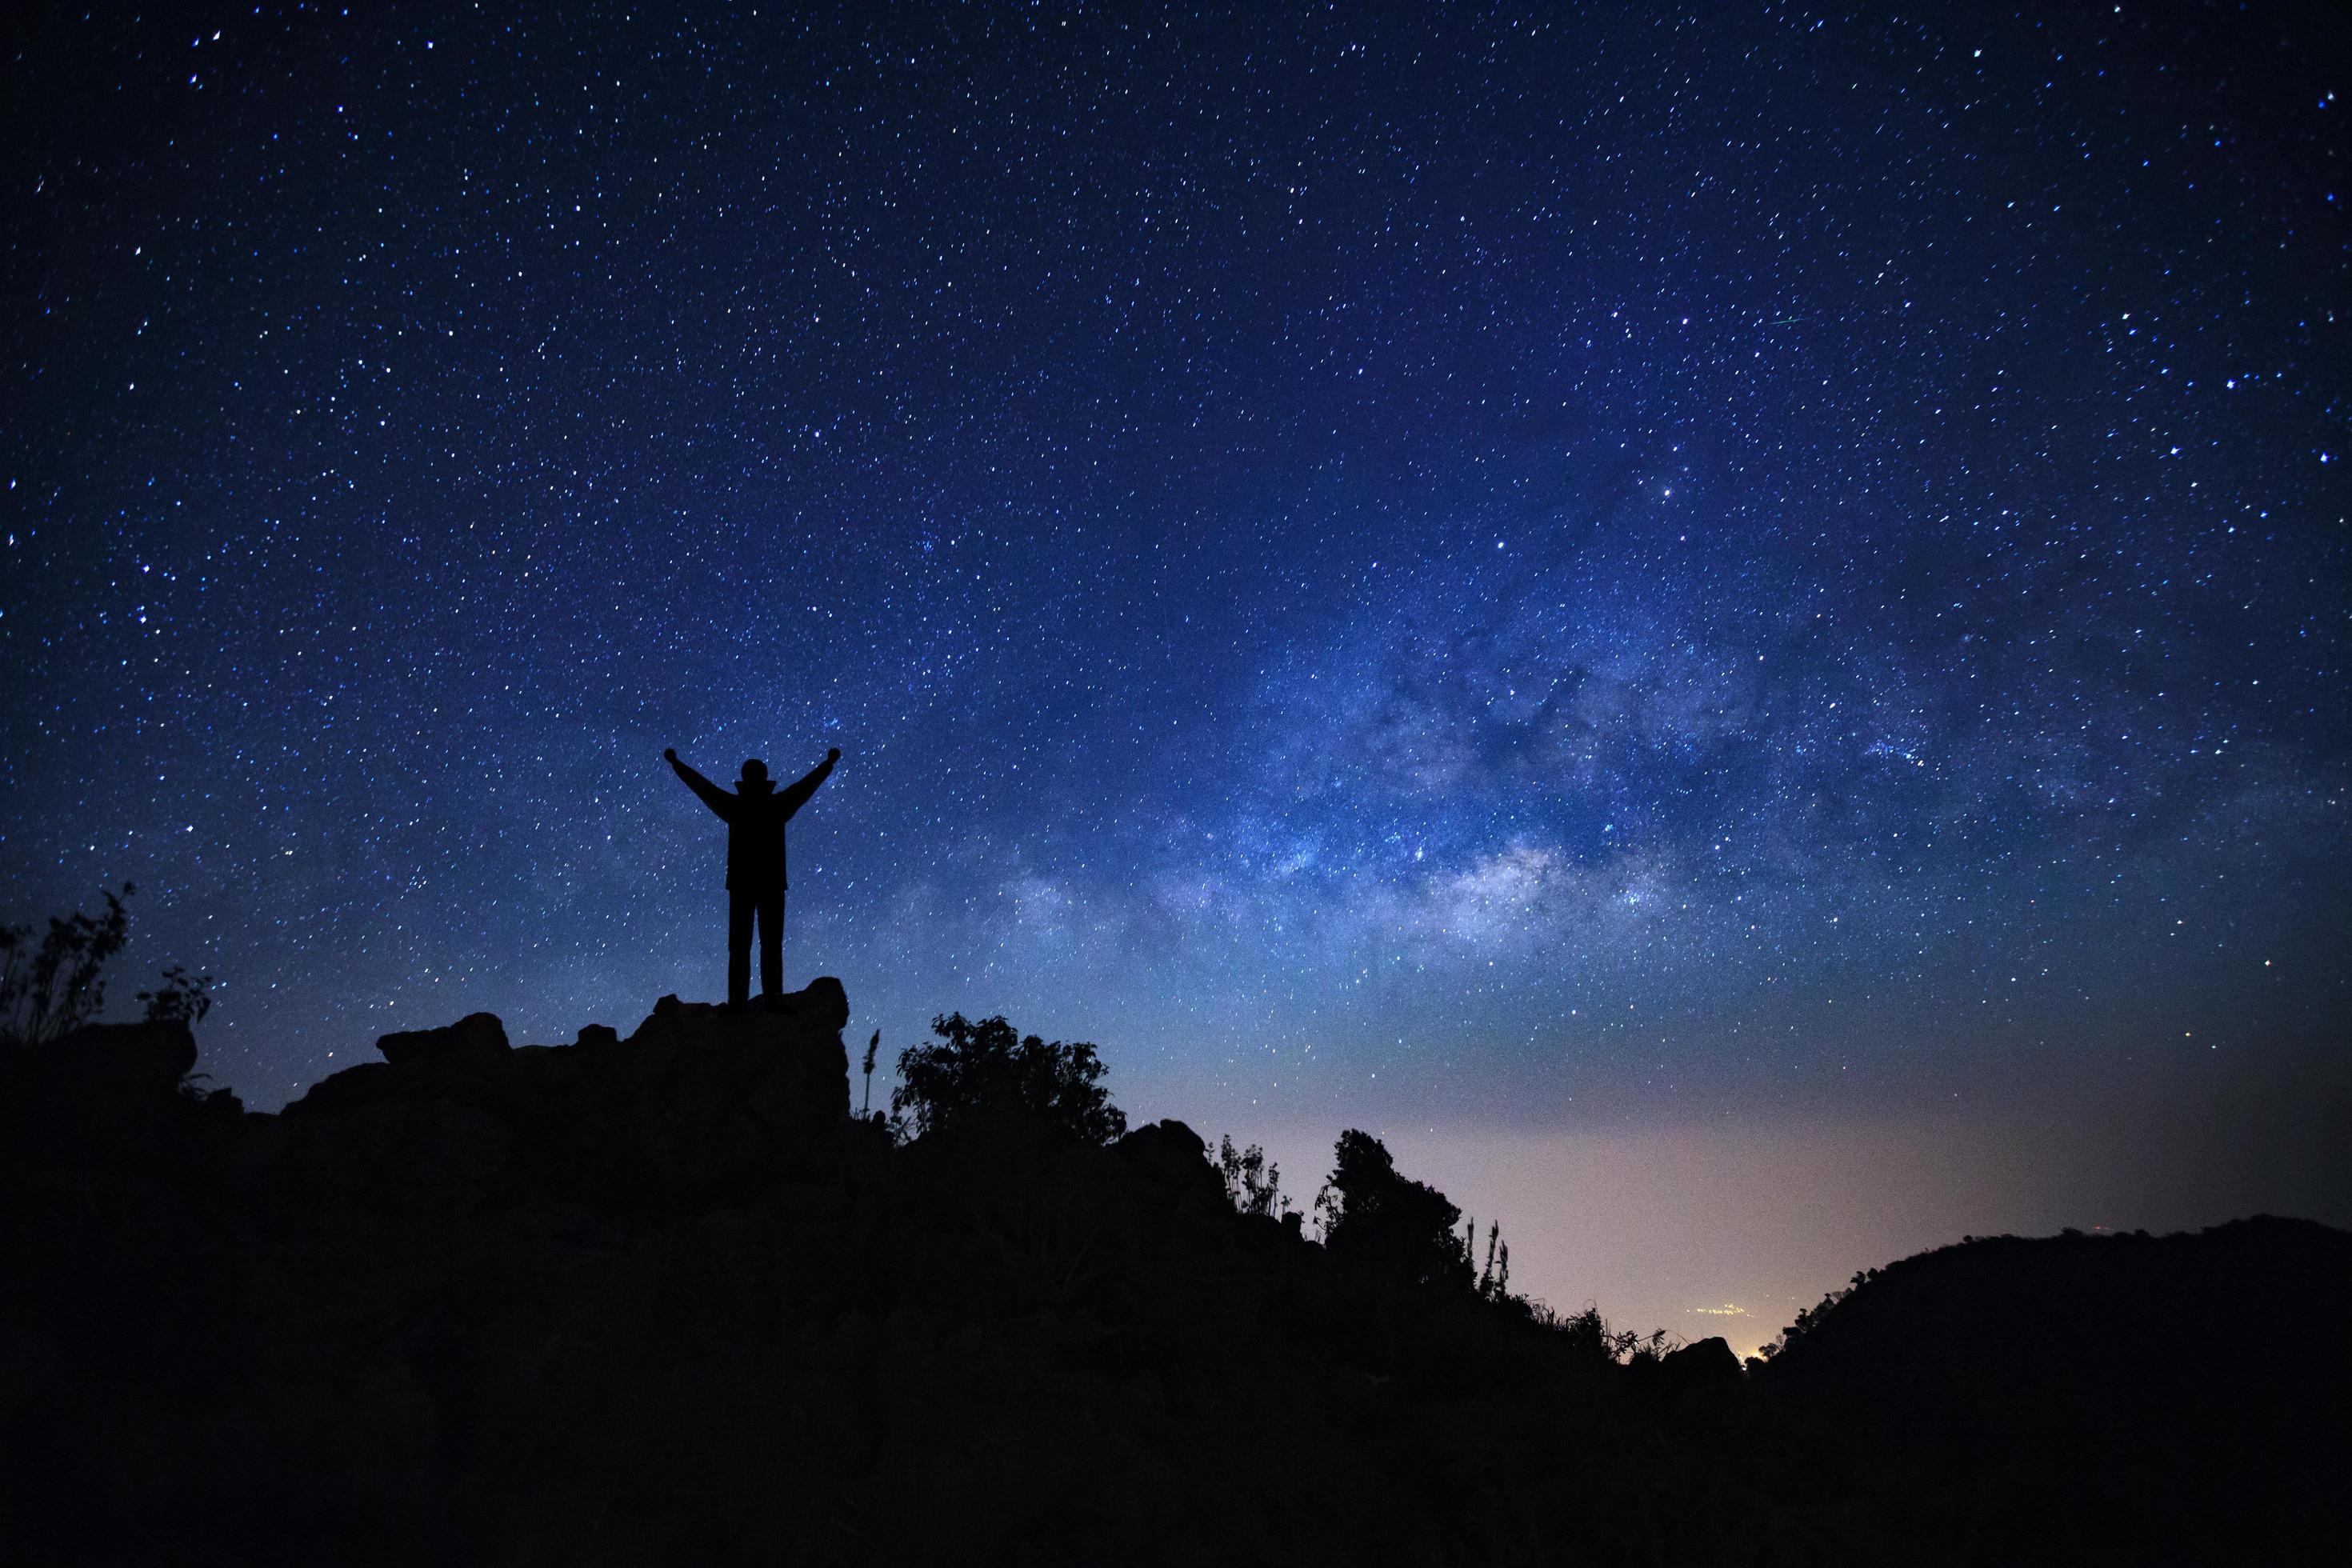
664,748,678,763
828,747,842,763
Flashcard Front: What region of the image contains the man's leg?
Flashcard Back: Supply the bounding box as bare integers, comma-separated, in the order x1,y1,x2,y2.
727,888,753,1006
758,885,784,998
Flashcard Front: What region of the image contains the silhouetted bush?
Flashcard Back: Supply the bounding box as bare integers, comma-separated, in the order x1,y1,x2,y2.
3,883,220,1069
891,1011,1127,1143
1218,1134,1290,1218
138,962,214,1026
1314,1129,1474,1291
1556,1304,1672,1364
1,882,134,1047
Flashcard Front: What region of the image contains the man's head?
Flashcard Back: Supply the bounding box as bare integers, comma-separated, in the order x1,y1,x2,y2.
740,758,769,784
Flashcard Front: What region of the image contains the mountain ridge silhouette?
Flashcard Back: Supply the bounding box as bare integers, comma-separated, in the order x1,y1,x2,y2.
4,983,2344,1564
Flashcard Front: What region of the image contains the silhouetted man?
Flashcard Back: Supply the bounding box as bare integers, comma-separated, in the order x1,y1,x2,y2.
665,746,839,1006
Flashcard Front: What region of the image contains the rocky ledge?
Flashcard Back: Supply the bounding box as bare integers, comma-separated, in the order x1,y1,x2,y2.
274,978,863,1210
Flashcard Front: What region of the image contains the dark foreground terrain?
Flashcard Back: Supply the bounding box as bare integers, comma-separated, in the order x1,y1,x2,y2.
4,985,2345,1565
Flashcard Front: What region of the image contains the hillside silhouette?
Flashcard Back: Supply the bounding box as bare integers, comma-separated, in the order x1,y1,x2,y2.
4,979,2346,1565
1752,1215,2351,1562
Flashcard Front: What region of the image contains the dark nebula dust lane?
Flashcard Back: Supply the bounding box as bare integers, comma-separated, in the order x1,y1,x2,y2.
5,2,2347,1345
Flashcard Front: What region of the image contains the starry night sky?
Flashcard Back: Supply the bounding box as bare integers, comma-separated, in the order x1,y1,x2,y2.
6,2,2349,1349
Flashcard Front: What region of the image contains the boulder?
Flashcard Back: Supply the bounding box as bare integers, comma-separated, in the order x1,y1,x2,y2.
781,975,850,1034
16,1018,198,1099
274,982,858,1206
282,1014,513,1120
1112,1118,1225,1212
1658,1335,1744,1400
623,978,850,1048
282,1059,402,1118
378,1011,510,1070
1,1020,201,1157
620,980,852,1120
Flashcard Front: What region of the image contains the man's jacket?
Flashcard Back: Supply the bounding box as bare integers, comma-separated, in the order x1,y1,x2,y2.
669,755,834,890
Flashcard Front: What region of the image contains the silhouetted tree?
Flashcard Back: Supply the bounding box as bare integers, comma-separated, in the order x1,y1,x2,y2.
1218,1134,1290,1218
891,1012,1126,1143
0,882,134,1048
1314,1130,1474,1290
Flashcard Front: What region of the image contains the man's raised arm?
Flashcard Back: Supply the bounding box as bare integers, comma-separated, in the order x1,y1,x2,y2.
780,747,841,817
664,748,735,819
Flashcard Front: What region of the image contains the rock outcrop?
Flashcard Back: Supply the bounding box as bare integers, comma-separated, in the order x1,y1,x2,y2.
278,978,862,1210
6,1016,198,1110
376,1010,512,1071
1,1018,209,1164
